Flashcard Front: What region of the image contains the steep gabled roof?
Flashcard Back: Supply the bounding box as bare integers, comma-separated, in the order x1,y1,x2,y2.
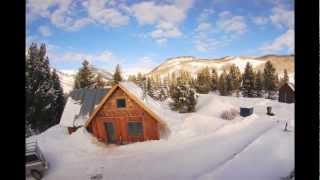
59,88,109,127
84,82,168,129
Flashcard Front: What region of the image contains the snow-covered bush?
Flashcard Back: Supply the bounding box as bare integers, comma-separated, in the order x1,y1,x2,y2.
220,108,239,120
170,83,198,113
230,108,239,116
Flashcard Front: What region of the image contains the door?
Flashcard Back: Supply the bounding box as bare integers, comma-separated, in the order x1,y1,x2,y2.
104,122,116,144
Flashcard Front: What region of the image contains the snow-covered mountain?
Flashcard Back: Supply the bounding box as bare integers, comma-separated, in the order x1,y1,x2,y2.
148,55,294,82
56,68,113,94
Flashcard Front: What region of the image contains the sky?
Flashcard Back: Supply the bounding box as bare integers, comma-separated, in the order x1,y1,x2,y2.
26,0,294,75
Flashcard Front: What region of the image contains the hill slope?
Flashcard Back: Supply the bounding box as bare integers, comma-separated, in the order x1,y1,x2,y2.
148,55,294,81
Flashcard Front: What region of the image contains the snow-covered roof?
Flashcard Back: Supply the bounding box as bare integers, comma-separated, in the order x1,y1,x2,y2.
59,88,109,127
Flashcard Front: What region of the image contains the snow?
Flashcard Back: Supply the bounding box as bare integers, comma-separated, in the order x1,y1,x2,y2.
59,98,88,127
27,93,294,180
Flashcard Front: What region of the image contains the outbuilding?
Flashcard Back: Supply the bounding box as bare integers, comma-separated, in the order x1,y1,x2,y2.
60,82,168,145
278,82,294,103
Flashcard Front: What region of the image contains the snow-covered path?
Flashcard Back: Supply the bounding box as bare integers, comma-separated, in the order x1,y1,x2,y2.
198,124,294,180
27,94,294,180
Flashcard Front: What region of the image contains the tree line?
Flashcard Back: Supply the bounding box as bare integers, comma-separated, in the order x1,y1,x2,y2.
127,61,289,113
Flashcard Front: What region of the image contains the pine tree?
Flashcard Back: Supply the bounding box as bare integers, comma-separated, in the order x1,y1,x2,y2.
94,73,106,88
242,62,256,97
113,64,123,84
170,76,197,113
280,69,289,87
225,73,233,95
218,70,228,96
195,67,212,94
211,68,218,91
228,64,242,95
128,74,137,83
254,70,263,97
74,60,95,89
51,69,66,123
26,43,65,133
263,61,277,98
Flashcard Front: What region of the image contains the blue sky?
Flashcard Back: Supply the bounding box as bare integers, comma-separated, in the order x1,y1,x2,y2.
26,0,294,75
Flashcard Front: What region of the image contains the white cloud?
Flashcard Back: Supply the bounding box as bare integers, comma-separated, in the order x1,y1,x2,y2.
27,0,129,31
150,21,182,44
195,22,213,33
38,25,52,36
260,29,294,53
252,16,269,25
270,6,294,29
83,0,129,28
130,0,194,43
217,11,247,35
197,9,214,22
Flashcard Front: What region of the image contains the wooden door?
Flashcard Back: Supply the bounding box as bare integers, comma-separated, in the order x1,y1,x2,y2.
104,122,116,144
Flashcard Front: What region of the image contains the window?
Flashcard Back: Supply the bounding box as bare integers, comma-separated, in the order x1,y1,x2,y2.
128,122,143,136
116,99,126,108
26,154,39,163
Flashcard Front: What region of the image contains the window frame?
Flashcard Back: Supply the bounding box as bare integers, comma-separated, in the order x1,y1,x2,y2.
116,98,126,108
127,121,144,137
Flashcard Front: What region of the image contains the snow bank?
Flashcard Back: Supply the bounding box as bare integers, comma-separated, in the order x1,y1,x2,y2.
59,98,82,127
28,93,294,180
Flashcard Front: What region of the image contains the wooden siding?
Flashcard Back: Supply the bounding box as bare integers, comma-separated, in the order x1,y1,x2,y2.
87,87,160,144
278,84,294,103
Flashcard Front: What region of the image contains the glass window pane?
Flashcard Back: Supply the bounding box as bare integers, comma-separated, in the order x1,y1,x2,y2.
128,122,143,136
117,99,126,108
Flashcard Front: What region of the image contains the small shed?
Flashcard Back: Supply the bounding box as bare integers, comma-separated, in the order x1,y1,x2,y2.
59,88,109,134
240,107,254,117
278,82,294,103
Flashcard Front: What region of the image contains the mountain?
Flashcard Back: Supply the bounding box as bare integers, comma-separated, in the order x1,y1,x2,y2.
56,67,113,94
148,54,294,82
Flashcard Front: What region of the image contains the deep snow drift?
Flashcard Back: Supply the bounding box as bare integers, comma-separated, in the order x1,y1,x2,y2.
27,93,294,180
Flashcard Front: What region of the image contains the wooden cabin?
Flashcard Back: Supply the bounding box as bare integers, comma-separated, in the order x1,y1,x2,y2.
278,82,294,103
60,82,168,145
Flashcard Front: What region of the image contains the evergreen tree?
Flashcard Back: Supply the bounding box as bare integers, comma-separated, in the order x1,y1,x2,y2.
158,88,168,101
225,73,233,95
263,61,277,98
94,73,106,88
170,76,197,113
254,70,263,97
26,43,65,133
228,64,242,95
146,76,156,99
74,60,95,89
113,64,123,84
242,62,256,97
128,74,137,83
211,68,218,91
280,69,289,87
51,69,66,122
218,70,228,96
195,67,212,94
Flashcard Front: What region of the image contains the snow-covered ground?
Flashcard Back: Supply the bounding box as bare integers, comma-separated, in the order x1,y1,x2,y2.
27,94,294,180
